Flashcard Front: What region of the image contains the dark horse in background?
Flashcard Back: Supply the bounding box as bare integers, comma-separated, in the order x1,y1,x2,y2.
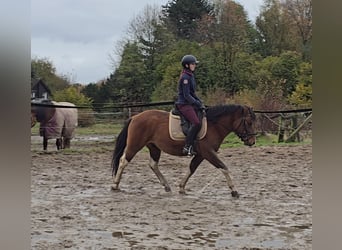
112,104,256,198
31,99,78,150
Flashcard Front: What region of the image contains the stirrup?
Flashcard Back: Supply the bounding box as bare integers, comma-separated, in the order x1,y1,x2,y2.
182,145,196,156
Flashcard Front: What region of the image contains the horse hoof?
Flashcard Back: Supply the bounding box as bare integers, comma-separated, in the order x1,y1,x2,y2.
231,191,239,198
164,186,171,192
111,186,120,192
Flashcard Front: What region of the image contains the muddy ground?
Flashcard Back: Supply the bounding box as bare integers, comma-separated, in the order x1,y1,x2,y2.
31,137,312,249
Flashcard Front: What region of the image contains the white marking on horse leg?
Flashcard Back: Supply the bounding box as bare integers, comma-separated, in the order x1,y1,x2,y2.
179,168,192,194
112,153,129,190
149,158,171,192
220,168,237,192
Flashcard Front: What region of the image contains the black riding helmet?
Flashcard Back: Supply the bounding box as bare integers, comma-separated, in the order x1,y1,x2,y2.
181,55,199,68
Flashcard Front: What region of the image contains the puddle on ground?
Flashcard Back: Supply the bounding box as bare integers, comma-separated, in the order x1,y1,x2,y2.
214,219,305,249
216,238,286,248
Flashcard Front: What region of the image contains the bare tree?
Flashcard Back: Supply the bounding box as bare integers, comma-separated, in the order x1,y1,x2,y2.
109,4,163,71
126,4,163,54
282,0,312,60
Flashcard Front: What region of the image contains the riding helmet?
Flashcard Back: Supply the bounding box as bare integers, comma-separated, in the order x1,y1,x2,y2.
181,55,199,68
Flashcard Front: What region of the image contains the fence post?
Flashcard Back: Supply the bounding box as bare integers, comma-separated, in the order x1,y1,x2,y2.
278,116,285,143
128,107,131,118
285,113,312,143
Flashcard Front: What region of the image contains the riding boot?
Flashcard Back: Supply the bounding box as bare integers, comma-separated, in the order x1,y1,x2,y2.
183,124,201,156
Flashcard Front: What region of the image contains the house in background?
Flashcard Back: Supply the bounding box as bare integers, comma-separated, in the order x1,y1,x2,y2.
31,78,52,100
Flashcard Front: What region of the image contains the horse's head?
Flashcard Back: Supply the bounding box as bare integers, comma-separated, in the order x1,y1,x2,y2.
31,99,55,124
234,105,257,146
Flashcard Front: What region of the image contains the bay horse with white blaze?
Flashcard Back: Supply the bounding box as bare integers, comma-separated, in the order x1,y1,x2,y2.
111,104,256,198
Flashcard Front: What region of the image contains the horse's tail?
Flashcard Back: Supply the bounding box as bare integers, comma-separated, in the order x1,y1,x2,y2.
111,118,132,176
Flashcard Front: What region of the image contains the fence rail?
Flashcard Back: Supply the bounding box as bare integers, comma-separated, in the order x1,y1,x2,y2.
31,100,312,143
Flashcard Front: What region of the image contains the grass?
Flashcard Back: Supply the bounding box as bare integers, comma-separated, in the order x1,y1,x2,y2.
31,122,124,136
220,132,311,148
75,122,124,135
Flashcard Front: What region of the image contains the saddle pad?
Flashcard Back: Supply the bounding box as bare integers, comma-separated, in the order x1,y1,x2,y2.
169,112,207,141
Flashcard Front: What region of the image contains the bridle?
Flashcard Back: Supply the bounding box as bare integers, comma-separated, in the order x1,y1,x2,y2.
235,108,257,142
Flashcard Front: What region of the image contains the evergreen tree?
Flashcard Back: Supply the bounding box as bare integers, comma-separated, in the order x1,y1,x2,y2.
162,0,213,40
106,42,149,104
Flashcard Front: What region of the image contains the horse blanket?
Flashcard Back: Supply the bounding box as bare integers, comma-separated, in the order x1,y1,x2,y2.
168,112,207,141
40,101,78,139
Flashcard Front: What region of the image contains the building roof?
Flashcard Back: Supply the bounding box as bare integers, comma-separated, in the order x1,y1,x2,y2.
31,78,52,95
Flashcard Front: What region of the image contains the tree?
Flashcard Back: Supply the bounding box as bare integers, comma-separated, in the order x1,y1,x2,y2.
53,86,95,127
255,0,299,57
271,51,301,96
106,42,149,104
197,0,251,95
126,4,175,94
253,56,287,133
81,82,110,112
288,82,312,107
53,86,92,106
162,0,213,40
251,51,301,99
152,40,202,101
283,0,312,61
288,61,312,107
31,57,70,94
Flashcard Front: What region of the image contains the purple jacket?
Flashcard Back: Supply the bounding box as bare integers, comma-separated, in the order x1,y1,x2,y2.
175,69,202,108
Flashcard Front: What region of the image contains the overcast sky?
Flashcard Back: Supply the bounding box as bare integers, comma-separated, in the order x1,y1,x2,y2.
31,0,263,84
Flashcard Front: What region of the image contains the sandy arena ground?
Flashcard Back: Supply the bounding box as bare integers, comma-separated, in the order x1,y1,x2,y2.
31,137,312,249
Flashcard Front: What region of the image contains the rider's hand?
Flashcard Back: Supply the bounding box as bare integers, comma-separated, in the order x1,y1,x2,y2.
200,104,206,114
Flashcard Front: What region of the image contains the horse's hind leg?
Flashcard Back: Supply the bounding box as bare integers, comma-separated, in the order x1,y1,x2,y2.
147,144,171,192
112,152,130,190
179,155,204,194
56,138,62,150
63,138,71,149
112,134,148,191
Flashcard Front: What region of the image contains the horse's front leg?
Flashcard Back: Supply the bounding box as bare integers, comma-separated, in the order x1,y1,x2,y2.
220,168,239,198
43,137,48,150
205,152,239,198
179,155,204,194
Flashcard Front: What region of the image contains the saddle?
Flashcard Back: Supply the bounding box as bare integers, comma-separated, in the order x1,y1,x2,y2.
169,108,207,141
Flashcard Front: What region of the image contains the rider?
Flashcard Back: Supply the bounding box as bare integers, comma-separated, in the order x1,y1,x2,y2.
175,55,205,156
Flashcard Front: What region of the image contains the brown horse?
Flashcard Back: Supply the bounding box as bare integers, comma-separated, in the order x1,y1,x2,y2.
31,99,78,150
111,104,256,198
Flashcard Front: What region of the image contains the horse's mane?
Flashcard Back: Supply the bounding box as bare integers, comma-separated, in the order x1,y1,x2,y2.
206,104,243,122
